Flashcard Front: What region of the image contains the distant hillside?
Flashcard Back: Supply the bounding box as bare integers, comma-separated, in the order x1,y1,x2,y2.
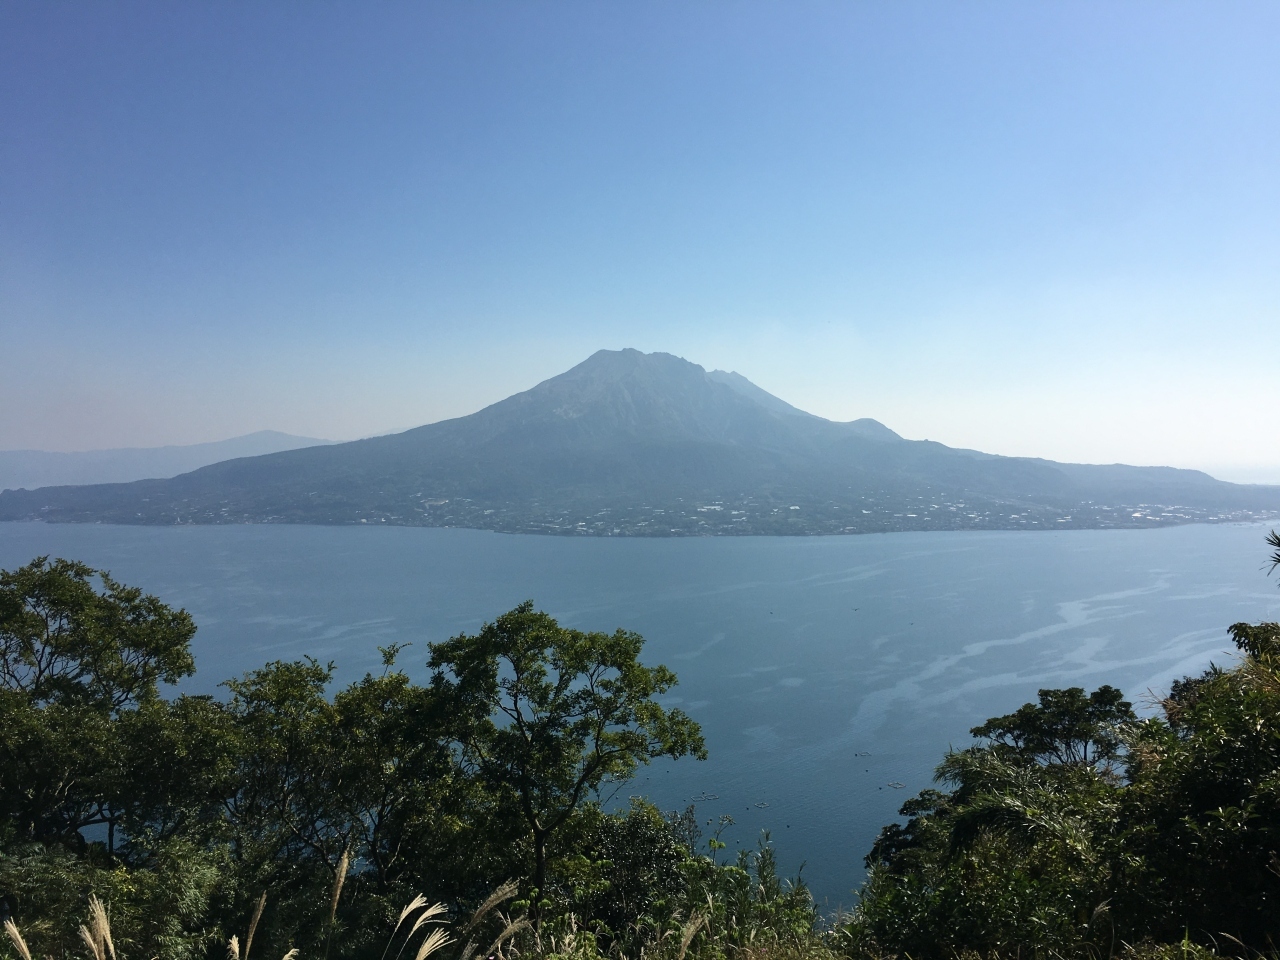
2,350,1277,535
0,431,332,491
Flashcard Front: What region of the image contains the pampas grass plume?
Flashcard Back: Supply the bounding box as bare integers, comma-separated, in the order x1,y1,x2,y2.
396,895,428,932
459,880,517,938
481,917,529,960
245,892,267,960
79,925,101,960
404,904,446,941
393,903,447,960
88,896,116,960
411,927,452,960
3,919,33,960
329,847,351,925
677,911,707,960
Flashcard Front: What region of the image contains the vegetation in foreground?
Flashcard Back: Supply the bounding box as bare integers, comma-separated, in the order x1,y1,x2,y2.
6,536,1280,959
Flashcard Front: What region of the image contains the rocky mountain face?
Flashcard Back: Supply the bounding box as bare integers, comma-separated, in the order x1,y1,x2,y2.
2,349,1276,535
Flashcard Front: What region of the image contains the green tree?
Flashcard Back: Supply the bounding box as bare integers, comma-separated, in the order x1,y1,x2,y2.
428,602,706,921
0,556,195,709
0,557,201,853
0,557,225,959
218,651,500,959
1116,619,1280,947
851,686,1134,958
969,684,1134,770
848,618,1280,954
556,799,691,950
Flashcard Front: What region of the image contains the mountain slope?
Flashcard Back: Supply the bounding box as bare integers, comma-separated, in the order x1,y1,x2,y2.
1,349,1277,535
0,431,333,491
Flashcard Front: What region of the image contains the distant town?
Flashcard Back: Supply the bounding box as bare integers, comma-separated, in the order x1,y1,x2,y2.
229,493,1280,536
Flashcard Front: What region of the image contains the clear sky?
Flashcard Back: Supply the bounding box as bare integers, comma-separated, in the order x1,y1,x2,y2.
2,2,1278,480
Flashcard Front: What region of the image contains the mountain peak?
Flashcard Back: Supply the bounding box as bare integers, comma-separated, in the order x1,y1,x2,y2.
486,348,785,444
528,350,900,442
563,348,705,379
5,347,1272,535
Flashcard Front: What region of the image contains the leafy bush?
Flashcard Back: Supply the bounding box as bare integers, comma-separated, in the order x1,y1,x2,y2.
846,602,1280,956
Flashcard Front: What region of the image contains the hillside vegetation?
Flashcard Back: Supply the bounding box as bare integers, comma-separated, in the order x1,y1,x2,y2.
6,538,1280,959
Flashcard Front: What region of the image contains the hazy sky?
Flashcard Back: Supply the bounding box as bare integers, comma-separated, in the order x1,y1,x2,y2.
3,2,1278,480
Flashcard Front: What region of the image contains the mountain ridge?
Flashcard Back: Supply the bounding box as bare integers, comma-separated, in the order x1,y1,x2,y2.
0,430,333,492
1,349,1276,535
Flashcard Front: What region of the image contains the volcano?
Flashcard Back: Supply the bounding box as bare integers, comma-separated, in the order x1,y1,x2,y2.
3,349,1277,535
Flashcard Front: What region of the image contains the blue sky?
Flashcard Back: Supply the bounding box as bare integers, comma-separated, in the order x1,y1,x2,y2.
3,2,1278,479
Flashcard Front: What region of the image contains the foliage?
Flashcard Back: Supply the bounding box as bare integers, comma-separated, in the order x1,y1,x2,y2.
428,602,706,917
0,556,195,709
6,559,801,960
547,804,824,960
555,800,691,950
969,684,1134,771
847,567,1280,958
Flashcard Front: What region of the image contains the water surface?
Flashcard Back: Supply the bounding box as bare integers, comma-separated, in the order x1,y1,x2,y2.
3,521,1278,904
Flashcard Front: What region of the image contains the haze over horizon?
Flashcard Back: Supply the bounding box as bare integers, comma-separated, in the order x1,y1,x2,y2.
3,3,1279,482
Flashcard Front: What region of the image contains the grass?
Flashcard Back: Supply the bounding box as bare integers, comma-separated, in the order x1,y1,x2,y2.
1,885,515,960
1,865,842,960
0,887,836,960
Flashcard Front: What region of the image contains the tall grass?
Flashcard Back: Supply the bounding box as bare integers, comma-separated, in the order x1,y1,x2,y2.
3,920,34,960
78,896,116,960
1,861,834,960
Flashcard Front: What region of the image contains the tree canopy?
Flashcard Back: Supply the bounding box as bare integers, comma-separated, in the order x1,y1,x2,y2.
968,684,1134,769
851,614,1280,958
428,601,706,916
0,556,195,709
0,571,737,960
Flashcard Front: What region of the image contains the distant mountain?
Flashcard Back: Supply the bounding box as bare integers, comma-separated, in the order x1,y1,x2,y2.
2,350,1277,535
0,431,333,491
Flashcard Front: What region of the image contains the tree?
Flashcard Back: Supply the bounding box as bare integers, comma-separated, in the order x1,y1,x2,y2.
1117,620,1280,947
554,799,691,950
428,602,706,920
852,686,1138,958
0,557,223,958
218,651,499,957
0,556,195,710
969,685,1134,771
0,557,199,854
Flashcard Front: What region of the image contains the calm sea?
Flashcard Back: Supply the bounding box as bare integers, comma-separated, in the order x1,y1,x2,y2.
3,521,1279,905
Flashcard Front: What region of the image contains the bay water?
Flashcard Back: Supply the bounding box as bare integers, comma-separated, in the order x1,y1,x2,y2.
3,520,1279,905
